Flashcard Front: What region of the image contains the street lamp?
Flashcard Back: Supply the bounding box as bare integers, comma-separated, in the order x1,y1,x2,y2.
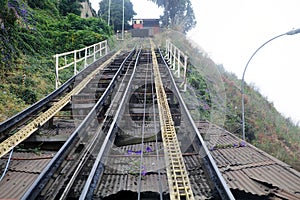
241,28,300,141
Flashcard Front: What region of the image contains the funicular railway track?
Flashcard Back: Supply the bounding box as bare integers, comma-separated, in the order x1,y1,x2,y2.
0,49,130,156
0,46,138,198
0,39,234,200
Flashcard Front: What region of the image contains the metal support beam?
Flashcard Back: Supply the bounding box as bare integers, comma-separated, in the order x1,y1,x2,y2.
151,40,194,200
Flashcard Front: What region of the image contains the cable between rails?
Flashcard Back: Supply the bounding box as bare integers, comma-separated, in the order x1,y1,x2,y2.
0,149,14,182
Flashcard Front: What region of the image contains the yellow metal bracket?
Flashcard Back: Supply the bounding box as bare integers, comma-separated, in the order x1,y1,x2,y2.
151,40,194,200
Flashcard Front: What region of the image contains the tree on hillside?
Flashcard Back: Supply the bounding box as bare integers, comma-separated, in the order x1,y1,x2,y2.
148,0,196,33
98,0,136,32
59,0,85,16
0,0,23,70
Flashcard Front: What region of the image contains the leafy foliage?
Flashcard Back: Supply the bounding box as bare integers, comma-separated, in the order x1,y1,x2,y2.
148,0,196,33
0,0,113,121
98,0,136,32
58,0,85,16
187,66,211,119
218,64,300,170
47,13,112,52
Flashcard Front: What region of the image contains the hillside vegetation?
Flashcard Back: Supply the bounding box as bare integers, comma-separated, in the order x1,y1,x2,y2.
1,0,299,172
221,70,300,170
0,0,112,121
183,41,300,171
162,31,299,171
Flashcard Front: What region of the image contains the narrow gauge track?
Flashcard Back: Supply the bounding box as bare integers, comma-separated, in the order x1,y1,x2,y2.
0,50,117,140
79,42,234,200
0,40,234,200
20,41,234,200
0,47,139,198
0,49,129,157
20,47,142,199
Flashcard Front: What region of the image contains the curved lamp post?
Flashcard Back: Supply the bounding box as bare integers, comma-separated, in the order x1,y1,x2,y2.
241,28,300,141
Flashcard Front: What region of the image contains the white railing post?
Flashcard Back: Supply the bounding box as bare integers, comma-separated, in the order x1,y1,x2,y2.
173,46,176,70
100,42,103,57
55,54,59,89
54,40,108,88
169,43,172,65
165,40,189,91
84,47,88,68
105,40,108,55
93,44,96,62
165,40,169,59
183,55,188,91
74,50,77,75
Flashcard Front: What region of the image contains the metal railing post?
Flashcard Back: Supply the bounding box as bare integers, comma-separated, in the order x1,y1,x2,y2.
173,46,176,70
177,50,180,78
54,40,108,87
183,55,188,91
84,47,88,68
74,50,77,75
55,54,59,89
105,40,108,55
169,43,172,65
93,44,96,62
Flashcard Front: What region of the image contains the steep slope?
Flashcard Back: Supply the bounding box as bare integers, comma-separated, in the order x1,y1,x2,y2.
220,69,300,170
162,31,300,171
0,0,112,121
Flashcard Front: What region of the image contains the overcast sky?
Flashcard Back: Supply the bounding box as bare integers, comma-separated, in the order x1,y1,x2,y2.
188,0,300,124
90,0,300,123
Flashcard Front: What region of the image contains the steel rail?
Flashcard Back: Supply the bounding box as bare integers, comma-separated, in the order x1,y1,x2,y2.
0,52,114,135
157,47,235,200
20,49,136,200
58,49,137,200
0,52,119,159
79,47,142,199
151,40,195,200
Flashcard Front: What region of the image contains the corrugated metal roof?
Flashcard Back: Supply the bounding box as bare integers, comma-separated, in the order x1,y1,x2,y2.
211,146,272,168
9,152,53,173
184,155,215,198
0,171,38,199
97,143,216,199
198,121,300,199
222,169,271,196
105,155,167,174
95,174,169,198
243,164,300,195
0,151,53,199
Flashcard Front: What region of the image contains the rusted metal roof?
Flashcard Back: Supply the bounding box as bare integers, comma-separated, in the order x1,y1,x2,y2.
2,118,300,200
211,146,272,168
198,121,300,199
0,151,53,199
222,169,271,196
243,164,300,195
0,171,38,199
95,142,216,199
96,174,169,198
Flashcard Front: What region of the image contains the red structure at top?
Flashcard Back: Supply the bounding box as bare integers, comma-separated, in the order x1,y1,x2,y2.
131,19,160,37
